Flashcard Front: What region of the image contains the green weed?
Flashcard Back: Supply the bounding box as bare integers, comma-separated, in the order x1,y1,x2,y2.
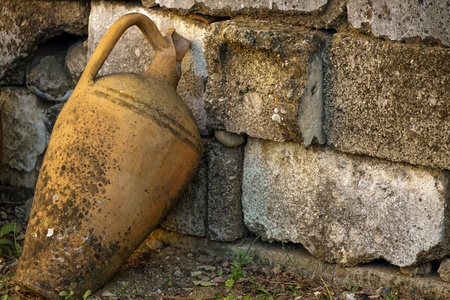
0,223,24,257
225,235,261,288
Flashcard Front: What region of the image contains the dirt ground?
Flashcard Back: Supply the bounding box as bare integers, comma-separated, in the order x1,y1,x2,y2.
0,203,443,300
1,243,401,300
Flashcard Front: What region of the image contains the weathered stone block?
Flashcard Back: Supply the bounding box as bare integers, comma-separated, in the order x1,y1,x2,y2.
88,1,209,134
242,138,450,267
204,21,329,146
347,0,450,46
142,0,347,29
162,138,247,241
161,154,208,237
0,87,48,173
324,33,450,170
207,140,247,241
0,0,89,84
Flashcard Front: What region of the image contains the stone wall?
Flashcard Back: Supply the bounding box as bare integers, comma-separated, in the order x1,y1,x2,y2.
1,0,449,284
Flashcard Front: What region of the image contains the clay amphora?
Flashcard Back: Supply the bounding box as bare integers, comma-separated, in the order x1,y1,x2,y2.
14,13,202,299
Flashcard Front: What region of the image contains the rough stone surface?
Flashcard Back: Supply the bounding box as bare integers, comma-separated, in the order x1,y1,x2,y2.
242,138,450,267
88,1,209,134
347,0,450,47
207,140,247,241
150,0,327,11
142,0,347,29
43,103,66,135
439,259,450,283
26,56,75,99
0,166,40,189
214,130,246,147
204,20,329,144
0,0,89,84
0,87,48,173
161,153,208,237
65,40,88,82
324,33,450,170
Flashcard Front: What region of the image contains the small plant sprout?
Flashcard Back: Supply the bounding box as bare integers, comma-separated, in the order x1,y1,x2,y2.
225,235,261,288
0,223,24,257
165,275,173,286
59,290,74,299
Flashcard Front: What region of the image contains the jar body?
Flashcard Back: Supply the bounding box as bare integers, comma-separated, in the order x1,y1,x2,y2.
14,72,202,299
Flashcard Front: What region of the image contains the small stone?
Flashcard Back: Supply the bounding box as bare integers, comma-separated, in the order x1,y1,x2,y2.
197,265,216,271
400,263,433,277
222,261,230,268
0,211,7,220
344,292,355,300
27,55,75,100
14,206,25,220
191,271,202,277
212,276,226,283
65,40,87,83
438,259,450,283
145,238,164,250
214,130,246,147
272,265,281,276
173,270,184,277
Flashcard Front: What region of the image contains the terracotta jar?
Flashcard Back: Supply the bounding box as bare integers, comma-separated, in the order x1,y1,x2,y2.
14,13,202,299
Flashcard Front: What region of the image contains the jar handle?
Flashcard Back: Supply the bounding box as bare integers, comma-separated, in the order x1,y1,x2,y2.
80,13,174,85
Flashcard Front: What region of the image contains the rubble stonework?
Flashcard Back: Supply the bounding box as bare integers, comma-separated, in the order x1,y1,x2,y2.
0,0,89,84
141,0,347,29
204,20,329,145
0,88,48,173
242,138,450,267
0,0,449,292
325,33,450,170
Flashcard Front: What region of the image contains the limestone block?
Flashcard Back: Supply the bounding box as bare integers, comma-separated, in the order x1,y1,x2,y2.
324,33,450,170
162,138,247,241
149,0,329,11
142,0,347,29
0,87,48,173
0,0,89,84
207,140,247,241
161,155,208,237
88,1,209,134
204,21,329,146
242,138,450,267
347,0,450,46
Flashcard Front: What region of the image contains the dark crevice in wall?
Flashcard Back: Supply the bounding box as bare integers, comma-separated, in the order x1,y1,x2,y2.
1,33,87,87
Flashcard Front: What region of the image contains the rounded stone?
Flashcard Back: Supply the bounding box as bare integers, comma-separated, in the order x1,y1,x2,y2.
214,130,246,147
